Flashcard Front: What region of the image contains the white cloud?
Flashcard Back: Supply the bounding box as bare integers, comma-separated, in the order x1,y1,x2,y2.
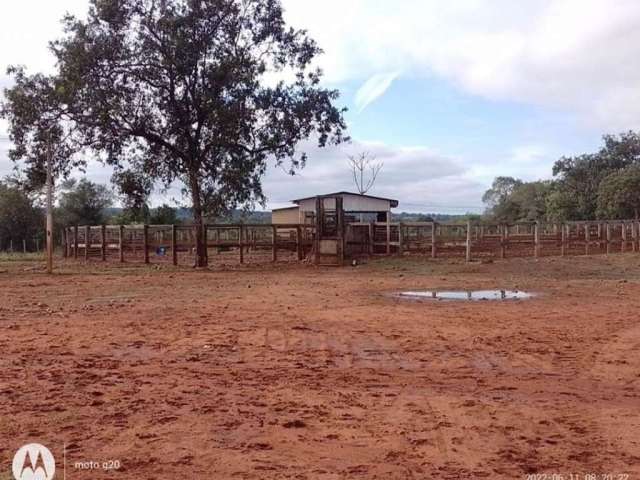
354,72,399,113
0,1,89,76
283,0,640,130
466,144,559,187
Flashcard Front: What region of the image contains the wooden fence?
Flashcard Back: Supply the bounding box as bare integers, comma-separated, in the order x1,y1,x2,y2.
381,220,640,260
63,219,640,266
62,224,315,266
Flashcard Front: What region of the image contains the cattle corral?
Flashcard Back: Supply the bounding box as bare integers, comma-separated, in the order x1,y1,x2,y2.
62,218,640,266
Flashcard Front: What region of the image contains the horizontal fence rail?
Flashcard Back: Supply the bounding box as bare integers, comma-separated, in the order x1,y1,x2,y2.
62,223,315,266
63,219,640,266
384,220,640,260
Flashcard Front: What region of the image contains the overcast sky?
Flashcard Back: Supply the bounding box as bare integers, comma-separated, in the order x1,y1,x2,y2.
2,0,640,213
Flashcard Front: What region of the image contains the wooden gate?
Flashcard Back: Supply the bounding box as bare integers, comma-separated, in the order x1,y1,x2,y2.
314,196,345,265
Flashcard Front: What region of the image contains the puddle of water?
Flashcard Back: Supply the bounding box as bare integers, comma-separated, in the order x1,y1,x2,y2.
398,290,533,301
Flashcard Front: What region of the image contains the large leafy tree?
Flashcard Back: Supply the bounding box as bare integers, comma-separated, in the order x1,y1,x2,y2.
53,0,347,266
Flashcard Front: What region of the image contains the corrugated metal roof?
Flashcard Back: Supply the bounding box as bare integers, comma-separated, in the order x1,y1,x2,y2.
291,191,399,208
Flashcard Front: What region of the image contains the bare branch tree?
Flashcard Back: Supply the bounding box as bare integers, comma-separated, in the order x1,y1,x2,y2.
348,152,383,195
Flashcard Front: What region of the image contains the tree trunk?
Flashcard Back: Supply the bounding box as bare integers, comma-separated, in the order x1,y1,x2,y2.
189,177,208,268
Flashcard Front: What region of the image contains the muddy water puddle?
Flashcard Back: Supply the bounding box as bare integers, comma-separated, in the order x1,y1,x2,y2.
397,290,533,301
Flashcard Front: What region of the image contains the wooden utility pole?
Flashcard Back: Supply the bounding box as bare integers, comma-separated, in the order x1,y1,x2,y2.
45,140,54,274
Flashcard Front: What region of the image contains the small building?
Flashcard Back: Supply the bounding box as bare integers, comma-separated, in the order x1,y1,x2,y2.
272,191,399,225
271,206,301,225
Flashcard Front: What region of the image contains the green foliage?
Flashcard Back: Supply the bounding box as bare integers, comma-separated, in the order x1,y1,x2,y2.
483,178,553,223
544,187,579,222
149,204,180,225
57,178,113,226
111,169,153,223
551,131,640,220
596,165,640,219
0,179,44,250
482,177,524,222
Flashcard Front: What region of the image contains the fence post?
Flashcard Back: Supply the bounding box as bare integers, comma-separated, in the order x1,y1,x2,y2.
534,222,540,258
621,222,627,253
239,226,244,264
465,220,472,262
62,230,67,257
500,224,507,259
119,225,125,263
101,225,107,261
634,220,639,253
386,211,391,255
73,225,78,258
171,225,177,266
143,224,149,264
561,223,566,257
431,222,437,259
84,226,90,261
605,222,611,255
584,222,590,255
23,239,27,254
272,225,277,262
398,222,404,256
296,226,303,261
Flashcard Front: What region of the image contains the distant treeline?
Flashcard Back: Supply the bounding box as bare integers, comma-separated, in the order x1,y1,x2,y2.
483,131,640,223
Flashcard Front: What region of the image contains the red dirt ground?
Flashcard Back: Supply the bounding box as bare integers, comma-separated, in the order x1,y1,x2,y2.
1,254,639,479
